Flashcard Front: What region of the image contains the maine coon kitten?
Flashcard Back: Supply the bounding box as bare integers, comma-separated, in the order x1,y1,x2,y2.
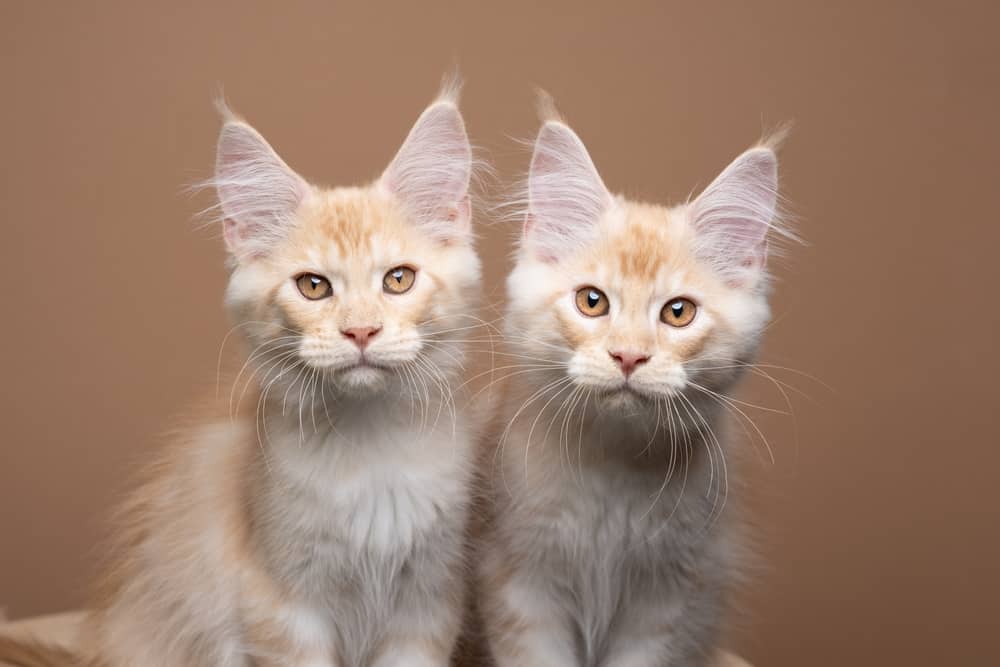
0,89,482,667
477,113,787,667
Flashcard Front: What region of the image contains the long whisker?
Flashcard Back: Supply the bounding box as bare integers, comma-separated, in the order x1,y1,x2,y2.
521,379,576,483
228,338,300,415
574,389,592,487
557,385,585,480
537,382,581,478
412,354,458,435
232,348,300,420
686,380,790,415
215,322,301,396
678,392,729,524
688,383,776,465
419,340,468,371
495,376,574,495
254,354,301,470
467,366,564,401
637,397,690,537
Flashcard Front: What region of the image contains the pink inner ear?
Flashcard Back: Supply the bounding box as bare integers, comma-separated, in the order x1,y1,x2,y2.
380,101,472,239
222,218,266,258
222,218,240,248
214,120,308,259
525,122,612,261
523,212,535,236
690,147,778,284
450,195,471,224
749,239,768,266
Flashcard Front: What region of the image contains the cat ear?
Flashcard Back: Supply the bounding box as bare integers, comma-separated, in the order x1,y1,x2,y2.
214,117,310,260
524,121,613,261
379,99,472,241
689,146,779,286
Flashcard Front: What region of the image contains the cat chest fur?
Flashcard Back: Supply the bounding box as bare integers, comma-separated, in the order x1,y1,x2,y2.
250,419,471,657
508,462,718,659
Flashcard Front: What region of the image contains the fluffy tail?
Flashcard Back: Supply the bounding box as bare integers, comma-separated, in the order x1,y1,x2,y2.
0,634,80,666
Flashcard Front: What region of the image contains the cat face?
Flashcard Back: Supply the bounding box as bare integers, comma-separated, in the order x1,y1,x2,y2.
214,95,479,398
507,120,783,417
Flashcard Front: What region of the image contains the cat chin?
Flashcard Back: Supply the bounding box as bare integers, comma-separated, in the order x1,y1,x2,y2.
331,365,391,395
595,388,653,415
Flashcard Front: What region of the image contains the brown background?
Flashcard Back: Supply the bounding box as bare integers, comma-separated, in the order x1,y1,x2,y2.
2,1,998,665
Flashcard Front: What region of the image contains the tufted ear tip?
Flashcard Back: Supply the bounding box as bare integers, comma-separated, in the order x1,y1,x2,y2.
417,98,468,141
528,121,583,184
736,146,778,184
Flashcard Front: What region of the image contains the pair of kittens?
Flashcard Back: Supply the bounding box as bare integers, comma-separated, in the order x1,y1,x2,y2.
1,83,788,667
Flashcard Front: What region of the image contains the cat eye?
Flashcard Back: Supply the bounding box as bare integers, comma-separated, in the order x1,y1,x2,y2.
575,286,610,317
661,298,697,327
383,266,416,294
295,273,333,300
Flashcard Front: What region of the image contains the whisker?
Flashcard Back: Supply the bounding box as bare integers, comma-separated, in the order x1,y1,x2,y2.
495,376,574,494
687,380,790,415
688,383,776,466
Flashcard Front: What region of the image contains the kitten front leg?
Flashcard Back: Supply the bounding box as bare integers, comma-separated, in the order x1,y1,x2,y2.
601,638,720,667
601,621,709,667
600,638,683,667
480,558,578,667
244,612,339,667
600,582,723,667
368,616,457,667
369,642,452,667
368,564,465,667
241,579,338,667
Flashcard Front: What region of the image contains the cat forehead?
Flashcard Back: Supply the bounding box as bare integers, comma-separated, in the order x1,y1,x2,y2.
288,186,412,259
583,202,695,282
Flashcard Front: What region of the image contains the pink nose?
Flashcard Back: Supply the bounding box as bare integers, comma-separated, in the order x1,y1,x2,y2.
341,326,381,350
609,351,650,377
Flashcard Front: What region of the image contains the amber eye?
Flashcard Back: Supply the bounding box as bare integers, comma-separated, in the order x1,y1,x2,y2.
661,298,697,327
295,273,332,300
383,266,416,294
575,286,610,317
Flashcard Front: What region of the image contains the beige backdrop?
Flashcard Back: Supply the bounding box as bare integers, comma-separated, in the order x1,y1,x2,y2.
2,1,998,665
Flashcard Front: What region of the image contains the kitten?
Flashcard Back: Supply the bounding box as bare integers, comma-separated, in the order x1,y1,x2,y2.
477,110,788,667
0,87,482,667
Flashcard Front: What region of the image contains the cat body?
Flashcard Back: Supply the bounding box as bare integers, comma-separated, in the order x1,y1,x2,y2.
480,393,737,667
477,113,785,667
87,392,474,667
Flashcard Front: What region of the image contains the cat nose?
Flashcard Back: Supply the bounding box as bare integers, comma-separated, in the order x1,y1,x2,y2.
609,351,650,377
341,326,381,350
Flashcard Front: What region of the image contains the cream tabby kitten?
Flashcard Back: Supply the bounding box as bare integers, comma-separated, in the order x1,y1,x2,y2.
477,111,787,666
0,88,481,667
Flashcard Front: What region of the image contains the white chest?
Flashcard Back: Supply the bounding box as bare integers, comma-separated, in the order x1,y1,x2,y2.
508,464,710,644
269,421,470,559
253,419,472,664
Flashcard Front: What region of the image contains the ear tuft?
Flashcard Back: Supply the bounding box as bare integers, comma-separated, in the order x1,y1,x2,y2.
524,121,612,261
689,145,781,286
380,98,472,241
213,118,309,260
533,88,564,125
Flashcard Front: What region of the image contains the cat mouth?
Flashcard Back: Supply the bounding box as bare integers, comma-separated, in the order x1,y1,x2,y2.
341,359,390,372
602,383,653,401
